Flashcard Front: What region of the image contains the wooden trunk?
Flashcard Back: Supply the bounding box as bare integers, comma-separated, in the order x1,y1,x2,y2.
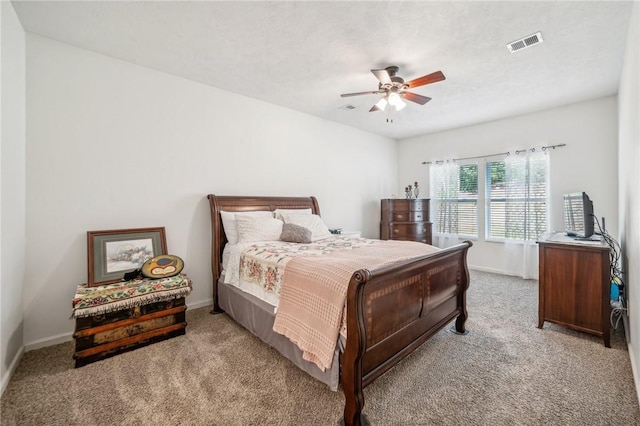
73,297,187,367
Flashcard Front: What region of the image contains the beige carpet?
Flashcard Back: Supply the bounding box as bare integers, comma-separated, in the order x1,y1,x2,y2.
2,270,639,425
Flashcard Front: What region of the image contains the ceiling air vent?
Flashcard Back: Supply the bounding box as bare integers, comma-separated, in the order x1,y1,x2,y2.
507,31,543,53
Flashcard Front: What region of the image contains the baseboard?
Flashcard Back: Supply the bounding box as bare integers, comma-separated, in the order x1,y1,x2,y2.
469,265,540,280
187,298,213,311
621,313,639,407
25,331,73,352
628,340,640,408
1,345,24,396
468,265,506,275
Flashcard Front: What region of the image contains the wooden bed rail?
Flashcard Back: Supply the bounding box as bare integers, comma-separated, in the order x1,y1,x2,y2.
342,241,472,426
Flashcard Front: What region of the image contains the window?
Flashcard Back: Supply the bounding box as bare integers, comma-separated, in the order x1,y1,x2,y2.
485,153,549,241
431,162,478,237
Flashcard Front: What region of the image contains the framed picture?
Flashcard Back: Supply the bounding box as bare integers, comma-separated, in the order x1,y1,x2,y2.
87,227,167,286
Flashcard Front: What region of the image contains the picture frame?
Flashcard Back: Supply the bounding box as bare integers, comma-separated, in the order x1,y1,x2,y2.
87,227,168,287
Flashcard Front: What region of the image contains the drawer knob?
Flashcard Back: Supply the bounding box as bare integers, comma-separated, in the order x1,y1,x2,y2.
393,229,399,234
396,214,404,219
423,228,427,232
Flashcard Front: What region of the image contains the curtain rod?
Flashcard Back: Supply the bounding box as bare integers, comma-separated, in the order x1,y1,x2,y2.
421,143,566,165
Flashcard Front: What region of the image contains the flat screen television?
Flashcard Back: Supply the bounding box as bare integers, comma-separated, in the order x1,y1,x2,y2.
563,192,594,238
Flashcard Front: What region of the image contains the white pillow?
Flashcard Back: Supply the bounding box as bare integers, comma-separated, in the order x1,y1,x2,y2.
281,213,332,241
273,208,312,220
236,215,284,243
220,210,273,244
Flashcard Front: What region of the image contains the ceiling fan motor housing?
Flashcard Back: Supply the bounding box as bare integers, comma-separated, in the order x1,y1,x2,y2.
383,66,408,89
385,65,400,76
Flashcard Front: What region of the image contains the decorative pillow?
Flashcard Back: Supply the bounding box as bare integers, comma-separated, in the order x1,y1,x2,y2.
274,208,312,220
281,213,332,241
280,223,313,243
220,210,273,244
236,215,284,243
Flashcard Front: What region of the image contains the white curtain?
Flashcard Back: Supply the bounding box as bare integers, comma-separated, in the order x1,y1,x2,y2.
430,161,462,248
504,241,540,279
503,151,550,279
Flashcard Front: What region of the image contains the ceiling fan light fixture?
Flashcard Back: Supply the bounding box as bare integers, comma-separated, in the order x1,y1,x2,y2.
387,92,406,111
387,92,401,106
375,97,388,111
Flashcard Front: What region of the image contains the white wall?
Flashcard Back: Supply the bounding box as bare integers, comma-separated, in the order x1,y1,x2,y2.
24,34,397,348
618,1,640,403
1,1,26,393
397,96,619,274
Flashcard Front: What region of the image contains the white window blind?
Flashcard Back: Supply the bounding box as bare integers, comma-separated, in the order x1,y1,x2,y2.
431,162,478,237
486,153,549,241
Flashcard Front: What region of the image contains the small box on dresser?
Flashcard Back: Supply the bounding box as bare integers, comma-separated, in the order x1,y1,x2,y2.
380,198,432,244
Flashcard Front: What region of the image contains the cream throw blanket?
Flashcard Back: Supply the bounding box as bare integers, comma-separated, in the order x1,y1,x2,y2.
272,240,440,371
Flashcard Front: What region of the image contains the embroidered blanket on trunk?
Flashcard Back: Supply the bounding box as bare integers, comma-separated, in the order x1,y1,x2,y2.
71,274,192,319
272,240,440,371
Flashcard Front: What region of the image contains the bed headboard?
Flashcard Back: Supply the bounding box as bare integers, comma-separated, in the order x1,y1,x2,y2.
206,194,320,312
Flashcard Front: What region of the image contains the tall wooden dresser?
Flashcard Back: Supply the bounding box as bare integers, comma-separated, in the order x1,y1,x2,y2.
380,199,432,244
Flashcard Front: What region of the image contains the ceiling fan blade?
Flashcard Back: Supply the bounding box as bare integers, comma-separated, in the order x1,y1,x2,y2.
340,90,382,98
403,92,432,105
369,104,382,112
406,71,446,88
371,69,392,85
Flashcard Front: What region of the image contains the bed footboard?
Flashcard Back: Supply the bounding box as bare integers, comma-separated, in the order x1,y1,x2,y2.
341,241,472,426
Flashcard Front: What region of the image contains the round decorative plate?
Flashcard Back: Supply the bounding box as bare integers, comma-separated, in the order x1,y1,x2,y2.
141,254,184,279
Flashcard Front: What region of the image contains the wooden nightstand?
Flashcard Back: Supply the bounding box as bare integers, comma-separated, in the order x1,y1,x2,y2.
538,234,611,347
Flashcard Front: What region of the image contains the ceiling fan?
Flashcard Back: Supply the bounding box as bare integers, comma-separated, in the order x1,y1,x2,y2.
340,66,446,112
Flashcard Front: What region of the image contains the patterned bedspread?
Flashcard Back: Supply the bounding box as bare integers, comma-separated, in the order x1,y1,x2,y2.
238,237,378,301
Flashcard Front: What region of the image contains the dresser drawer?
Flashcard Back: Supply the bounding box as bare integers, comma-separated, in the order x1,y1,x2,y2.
390,223,432,237
389,210,426,222
380,200,429,223
381,199,428,210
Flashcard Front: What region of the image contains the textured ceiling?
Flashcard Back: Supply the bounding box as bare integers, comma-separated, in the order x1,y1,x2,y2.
11,1,634,140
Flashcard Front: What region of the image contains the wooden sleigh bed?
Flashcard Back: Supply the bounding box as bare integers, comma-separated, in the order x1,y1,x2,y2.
207,194,472,426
